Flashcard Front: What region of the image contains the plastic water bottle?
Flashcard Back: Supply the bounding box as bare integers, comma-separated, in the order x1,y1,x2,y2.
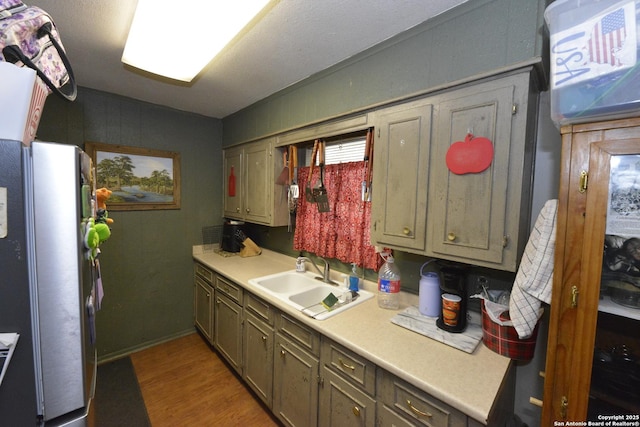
378,253,401,309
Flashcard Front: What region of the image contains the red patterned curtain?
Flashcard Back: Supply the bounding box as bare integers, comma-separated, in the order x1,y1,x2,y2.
293,161,378,270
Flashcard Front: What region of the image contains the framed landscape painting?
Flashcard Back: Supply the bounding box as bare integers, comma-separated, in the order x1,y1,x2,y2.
85,142,181,211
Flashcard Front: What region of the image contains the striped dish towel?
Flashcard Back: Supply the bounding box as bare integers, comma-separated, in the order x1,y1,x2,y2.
509,199,558,339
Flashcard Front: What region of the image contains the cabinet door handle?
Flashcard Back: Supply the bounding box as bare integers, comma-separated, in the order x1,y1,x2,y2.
561,396,568,419
571,286,579,308
579,170,588,193
338,357,355,371
447,232,456,242
406,400,432,418
352,406,360,417
236,207,240,213
246,208,251,213
280,349,286,359
403,227,411,236
261,336,267,343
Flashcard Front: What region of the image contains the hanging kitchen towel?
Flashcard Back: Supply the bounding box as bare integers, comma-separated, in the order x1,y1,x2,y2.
509,199,558,339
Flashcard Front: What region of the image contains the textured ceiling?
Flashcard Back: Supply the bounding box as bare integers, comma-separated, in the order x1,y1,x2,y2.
29,0,468,118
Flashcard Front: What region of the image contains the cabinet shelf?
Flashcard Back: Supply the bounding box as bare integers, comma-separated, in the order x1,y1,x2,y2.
598,295,640,321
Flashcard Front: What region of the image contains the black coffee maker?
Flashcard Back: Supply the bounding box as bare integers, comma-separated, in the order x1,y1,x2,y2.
221,220,245,253
436,263,468,333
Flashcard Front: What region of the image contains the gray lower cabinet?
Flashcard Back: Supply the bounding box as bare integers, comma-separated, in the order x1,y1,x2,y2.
377,369,467,427
214,275,244,375
194,263,214,344
193,264,502,425
320,368,376,426
242,293,275,408
273,313,320,427
319,338,377,427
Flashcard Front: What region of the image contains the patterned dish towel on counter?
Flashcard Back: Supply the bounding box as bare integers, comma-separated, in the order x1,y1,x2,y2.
509,199,558,339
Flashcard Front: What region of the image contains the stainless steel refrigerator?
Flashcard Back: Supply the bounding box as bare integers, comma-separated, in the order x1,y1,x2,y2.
0,139,97,426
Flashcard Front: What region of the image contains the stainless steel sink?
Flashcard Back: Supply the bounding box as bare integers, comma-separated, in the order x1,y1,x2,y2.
248,270,374,320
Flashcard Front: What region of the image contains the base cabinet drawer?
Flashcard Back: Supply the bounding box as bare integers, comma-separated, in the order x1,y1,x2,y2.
321,338,376,395
378,403,417,427
276,312,320,355
377,370,467,427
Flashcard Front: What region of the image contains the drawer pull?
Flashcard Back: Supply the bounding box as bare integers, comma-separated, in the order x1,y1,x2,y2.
338,357,356,371
406,400,432,418
352,406,360,417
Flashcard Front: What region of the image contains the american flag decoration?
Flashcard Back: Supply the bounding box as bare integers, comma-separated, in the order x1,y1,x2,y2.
588,7,627,66
548,1,637,89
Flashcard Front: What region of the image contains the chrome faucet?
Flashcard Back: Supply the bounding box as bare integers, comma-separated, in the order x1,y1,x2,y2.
298,256,338,285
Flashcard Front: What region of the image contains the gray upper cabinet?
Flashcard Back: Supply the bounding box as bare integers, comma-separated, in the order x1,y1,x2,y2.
371,69,538,271
370,102,433,252
223,146,243,219
428,82,515,268
427,70,537,271
223,138,289,226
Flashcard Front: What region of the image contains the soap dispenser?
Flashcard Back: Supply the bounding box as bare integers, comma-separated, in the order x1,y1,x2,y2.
348,263,359,292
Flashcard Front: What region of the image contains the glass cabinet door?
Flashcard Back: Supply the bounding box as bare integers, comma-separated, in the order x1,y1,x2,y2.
584,142,640,419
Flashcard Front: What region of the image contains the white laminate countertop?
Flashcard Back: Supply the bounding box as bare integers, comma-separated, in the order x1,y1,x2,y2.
193,247,513,425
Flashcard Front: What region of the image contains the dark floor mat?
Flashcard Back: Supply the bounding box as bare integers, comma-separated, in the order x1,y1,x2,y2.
94,356,151,427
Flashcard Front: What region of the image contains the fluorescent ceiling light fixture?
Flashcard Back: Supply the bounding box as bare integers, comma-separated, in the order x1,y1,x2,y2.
122,0,272,82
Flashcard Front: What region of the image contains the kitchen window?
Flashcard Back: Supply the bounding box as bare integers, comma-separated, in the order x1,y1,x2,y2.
293,129,377,269
302,132,367,166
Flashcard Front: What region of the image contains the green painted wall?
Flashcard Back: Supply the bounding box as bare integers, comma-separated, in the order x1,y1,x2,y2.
223,0,549,146
37,87,222,360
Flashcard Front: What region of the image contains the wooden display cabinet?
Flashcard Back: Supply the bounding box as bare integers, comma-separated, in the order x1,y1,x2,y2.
543,118,640,423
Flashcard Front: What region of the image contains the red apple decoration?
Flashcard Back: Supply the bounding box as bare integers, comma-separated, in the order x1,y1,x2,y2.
445,133,494,175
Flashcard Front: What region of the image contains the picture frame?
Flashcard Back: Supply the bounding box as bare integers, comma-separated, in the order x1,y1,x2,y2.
84,142,181,211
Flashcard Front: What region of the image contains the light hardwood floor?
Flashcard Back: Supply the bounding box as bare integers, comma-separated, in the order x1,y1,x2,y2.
130,332,281,427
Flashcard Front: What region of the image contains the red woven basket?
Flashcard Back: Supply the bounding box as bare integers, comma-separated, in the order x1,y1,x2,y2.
481,300,538,361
